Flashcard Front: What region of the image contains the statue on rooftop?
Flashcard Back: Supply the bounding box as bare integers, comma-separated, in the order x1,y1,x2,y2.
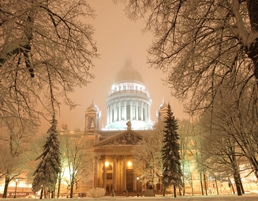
126,121,132,130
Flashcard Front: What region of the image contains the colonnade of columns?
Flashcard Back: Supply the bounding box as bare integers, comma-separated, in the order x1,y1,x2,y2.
107,100,150,124
93,155,139,194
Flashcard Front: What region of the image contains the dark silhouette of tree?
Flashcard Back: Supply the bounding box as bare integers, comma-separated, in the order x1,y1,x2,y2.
0,0,97,133
199,82,258,188
0,124,33,198
132,122,164,190
118,0,258,115
62,133,95,198
32,116,61,199
162,103,182,197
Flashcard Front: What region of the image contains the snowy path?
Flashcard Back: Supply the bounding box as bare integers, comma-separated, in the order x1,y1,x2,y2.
2,194,258,201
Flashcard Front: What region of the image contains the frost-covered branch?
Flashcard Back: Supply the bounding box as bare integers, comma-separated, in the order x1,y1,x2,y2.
120,0,258,115
0,0,97,132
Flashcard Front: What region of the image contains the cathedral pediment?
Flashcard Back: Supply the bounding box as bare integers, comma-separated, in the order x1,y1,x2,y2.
94,130,142,147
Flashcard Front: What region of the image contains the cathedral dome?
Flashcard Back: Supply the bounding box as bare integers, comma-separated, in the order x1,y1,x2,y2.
158,99,168,110
114,59,144,84
87,101,100,112
105,59,153,130
156,99,168,121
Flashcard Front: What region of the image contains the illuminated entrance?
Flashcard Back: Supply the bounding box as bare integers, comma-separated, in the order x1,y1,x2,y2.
93,130,143,194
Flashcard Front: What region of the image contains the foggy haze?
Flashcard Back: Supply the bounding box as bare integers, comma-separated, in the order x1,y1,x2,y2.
40,0,186,133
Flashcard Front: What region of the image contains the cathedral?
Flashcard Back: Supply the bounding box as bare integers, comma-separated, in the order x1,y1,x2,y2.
3,59,168,198
81,59,167,195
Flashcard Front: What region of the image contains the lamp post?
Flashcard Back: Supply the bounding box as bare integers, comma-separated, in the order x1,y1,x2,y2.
136,177,139,197
14,178,18,198
67,184,70,198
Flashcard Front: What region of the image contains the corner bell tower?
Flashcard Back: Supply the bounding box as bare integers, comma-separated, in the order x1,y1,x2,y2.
84,100,101,135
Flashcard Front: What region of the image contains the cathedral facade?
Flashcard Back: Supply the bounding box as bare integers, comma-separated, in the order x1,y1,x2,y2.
60,60,258,197
82,59,166,195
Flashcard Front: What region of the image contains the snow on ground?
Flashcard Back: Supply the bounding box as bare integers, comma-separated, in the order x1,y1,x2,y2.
1,194,258,201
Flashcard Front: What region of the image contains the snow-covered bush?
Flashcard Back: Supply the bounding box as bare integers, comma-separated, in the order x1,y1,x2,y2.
87,187,105,198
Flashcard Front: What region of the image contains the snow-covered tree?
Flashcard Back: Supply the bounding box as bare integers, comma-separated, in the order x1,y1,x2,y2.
201,126,244,196
119,0,258,115
131,122,163,190
32,117,61,198
0,0,97,132
61,133,94,198
0,118,36,198
162,103,182,197
198,82,258,192
177,119,196,196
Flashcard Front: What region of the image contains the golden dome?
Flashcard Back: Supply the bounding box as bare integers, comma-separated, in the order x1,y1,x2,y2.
114,60,144,84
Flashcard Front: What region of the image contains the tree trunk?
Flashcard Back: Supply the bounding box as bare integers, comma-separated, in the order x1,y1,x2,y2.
228,178,235,194
200,172,204,195
233,171,242,196
51,190,55,198
57,174,61,198
40,187,43,199
173,185,176,198
203,173,208,196
70,181,74,198
246,0,258,80
162,188,166,196
239,175,245,194
215,178,219,195
44,188,47,198
190,174,194,196
249,156,258,180
181,182,185,196
2,177,10,198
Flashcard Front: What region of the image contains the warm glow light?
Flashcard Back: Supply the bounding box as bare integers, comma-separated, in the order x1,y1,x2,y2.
127,161,132,167
105,161,109,167
63,167,70,179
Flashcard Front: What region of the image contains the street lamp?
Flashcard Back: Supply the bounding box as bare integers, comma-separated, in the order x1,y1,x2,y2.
67,184,70,198
136,177,139,197
14,178,18,198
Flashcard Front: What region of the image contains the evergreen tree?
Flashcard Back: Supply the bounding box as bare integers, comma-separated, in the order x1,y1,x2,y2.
32,116,61,198
162,103,182,197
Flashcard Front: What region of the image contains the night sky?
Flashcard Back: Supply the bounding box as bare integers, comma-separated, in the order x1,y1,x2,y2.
40,0,186,134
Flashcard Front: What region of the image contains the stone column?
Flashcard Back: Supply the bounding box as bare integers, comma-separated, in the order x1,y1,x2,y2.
111,103,114,122
109,104,111,123
94,114,96,129
144,102,146,121
148,103,151,121
110,104,112,123
111,104,114,122
99,158,103,188
133,169,136,191
114,102,117,121
146,103,148,120
136,101,138,120
107,105,109,124
93,158,98,188
140,102,143,120
113,156,117,191
84,115,87,132
119,101,121,121
103,158,107,191
124,100,127,120
123,156,127,191
130,100,133,120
